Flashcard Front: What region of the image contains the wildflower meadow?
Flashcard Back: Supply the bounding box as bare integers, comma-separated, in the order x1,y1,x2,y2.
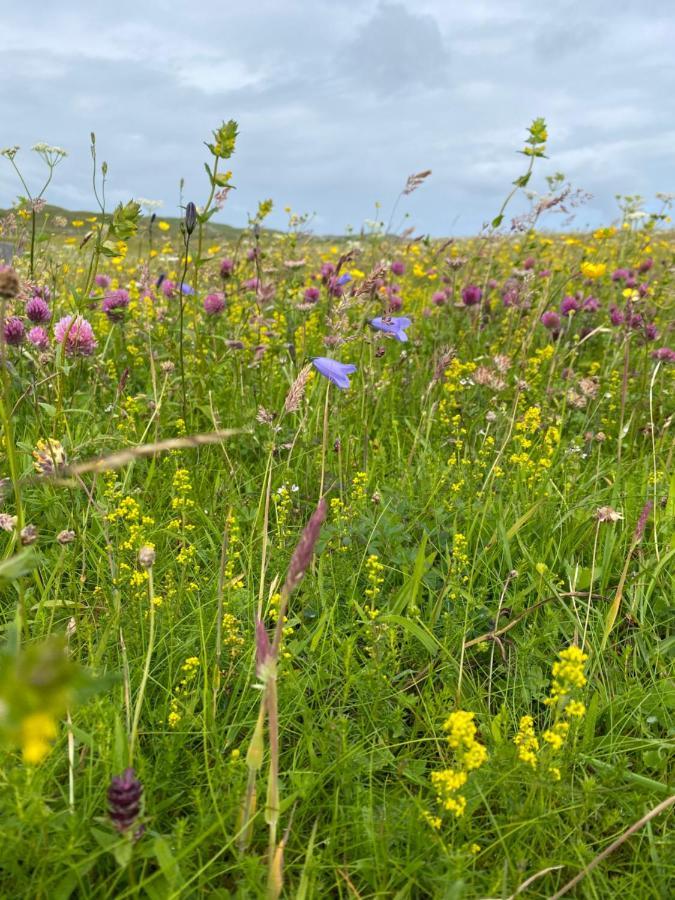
0,120,673,898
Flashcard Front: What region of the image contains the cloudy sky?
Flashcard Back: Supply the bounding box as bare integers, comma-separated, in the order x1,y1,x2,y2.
1,0,673,235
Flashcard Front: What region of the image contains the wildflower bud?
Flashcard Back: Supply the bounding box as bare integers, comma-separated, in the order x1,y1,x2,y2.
0,267,20,298
108,768,144,835
160,360,176,374
184,201,197,235
333,439,341,453
138,545,156,569
20,524,38,546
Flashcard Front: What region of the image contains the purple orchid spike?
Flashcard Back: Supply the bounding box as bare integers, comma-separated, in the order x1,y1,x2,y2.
312,357,357,389
370,316,411,342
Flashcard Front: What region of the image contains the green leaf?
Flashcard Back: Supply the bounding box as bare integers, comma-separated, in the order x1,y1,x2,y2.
513,172,532,188
100,240,119,257
38,402,57,418
380,614,438,655
0,550,37,584
390,534,435,615
153,835,183,889
112,838,133,869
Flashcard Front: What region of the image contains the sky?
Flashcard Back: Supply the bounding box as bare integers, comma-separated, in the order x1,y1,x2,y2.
1,0,674,236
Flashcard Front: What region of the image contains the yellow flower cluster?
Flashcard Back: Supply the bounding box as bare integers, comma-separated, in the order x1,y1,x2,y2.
365,553,385,618
273,484,296,537
351,471,368,504
545,645,589,707
438,358,477,427
168,656,200,728
513,646,588,778
430,710,487,819
224,511,244,590
513,715,539,767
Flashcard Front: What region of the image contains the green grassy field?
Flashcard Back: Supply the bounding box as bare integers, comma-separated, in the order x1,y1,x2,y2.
0,125,673,898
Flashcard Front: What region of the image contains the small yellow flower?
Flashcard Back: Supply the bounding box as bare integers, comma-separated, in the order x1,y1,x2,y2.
20,712,58,764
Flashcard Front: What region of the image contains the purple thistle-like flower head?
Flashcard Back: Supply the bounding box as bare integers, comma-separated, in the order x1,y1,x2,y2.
28,326,50,350
3,316,25,345
303,286,320,304
108,768,143,834
160,278,175,297
371,316,411,342
432,290,447,306
320,262,335,283
609,305,624,326
638,257,653,273
32,284,51,302
461,284,482,307
540,310,561,330
102,289,130,321
611,268,631,282
95,274,111,289
651,346,675,362
560,295,581,317
26,296,51,323
583,295,600,312
644,323,659,341
203,292,226,316
54,315,97,356
220,257,234,278
390,260,405,276
312,357,357,389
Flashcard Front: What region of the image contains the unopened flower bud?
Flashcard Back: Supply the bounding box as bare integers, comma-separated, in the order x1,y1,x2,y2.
0,267,20,298
20,524,38,545
138,545,156,569
184,201,197,235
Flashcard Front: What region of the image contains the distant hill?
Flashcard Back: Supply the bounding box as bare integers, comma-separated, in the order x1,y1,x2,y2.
0,203,245,241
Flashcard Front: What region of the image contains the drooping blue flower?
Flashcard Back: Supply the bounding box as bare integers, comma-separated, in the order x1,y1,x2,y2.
370,316,411,342
312,357,357,389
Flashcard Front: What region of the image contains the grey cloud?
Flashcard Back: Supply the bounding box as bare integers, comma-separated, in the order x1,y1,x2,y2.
1,0,673,235
343,2,449,93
